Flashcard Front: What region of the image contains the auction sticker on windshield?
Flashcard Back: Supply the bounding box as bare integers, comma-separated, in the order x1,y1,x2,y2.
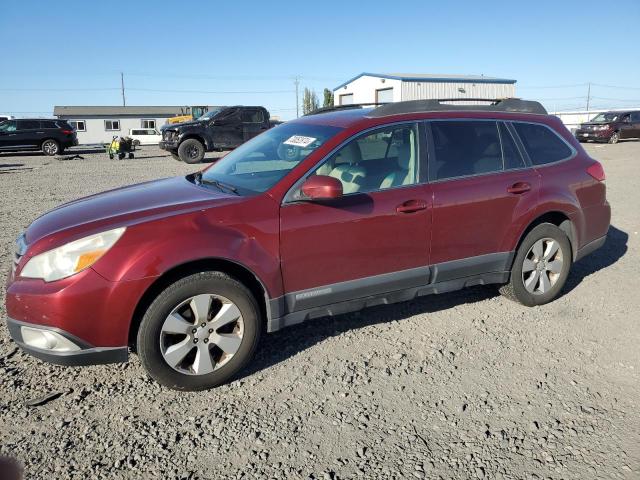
283,135,317,148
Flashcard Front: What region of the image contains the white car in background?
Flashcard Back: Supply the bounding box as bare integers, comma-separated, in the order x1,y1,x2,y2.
128,128,162,146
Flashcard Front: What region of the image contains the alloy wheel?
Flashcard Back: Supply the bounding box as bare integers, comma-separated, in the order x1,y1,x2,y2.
160,294,244,375
43,140,58,155
521,238,564,295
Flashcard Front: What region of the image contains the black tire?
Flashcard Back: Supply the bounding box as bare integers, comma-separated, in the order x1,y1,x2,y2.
170,152,182,162
499,223,572,307
137,272,262,391
118,152,125,160
608,131,620,144
41,139,60,156
132,140,141,147
128,153,134,159
178,139,205,164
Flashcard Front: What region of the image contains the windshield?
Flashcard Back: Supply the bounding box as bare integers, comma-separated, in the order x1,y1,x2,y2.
200,122,342,194
198,108,225,121
590,112,619,123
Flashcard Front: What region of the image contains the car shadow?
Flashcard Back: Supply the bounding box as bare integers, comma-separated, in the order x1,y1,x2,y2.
238,225,628,380
564,225,627,293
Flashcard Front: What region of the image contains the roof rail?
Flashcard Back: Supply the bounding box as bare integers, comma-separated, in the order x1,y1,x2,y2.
367,98,547,117
305,103,387,116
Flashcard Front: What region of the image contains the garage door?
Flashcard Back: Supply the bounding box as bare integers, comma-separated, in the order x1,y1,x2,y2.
339,93,354,105
376,88,394,104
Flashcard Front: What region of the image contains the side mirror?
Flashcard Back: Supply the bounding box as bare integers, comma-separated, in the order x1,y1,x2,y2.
300,175,343,200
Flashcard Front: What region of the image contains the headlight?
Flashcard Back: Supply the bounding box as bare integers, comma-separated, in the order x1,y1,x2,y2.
20,227,126,282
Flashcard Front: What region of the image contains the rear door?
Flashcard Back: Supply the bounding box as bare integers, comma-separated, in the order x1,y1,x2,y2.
212,108,244,148
427,120,540,276
279,122,433,313
241,108,268,142
15,120,42,148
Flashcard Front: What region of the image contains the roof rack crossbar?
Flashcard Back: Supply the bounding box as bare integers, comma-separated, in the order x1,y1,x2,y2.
305,103,387,116
367,98,547,117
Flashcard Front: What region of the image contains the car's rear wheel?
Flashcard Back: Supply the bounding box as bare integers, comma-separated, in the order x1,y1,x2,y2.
137,272,261,391
608,131,620,144
499,223,572,307
41,139,60,156
178,139,205,164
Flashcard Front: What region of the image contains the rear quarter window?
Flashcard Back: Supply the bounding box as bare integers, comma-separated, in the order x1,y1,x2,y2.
513,123,573,165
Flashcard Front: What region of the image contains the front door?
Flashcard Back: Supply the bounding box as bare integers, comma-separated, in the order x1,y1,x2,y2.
279,122,432,314
427,120,540,274
15,120,42,148
0,120,19,149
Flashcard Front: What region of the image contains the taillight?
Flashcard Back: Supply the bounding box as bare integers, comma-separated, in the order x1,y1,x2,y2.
587,161,605,182
61,129,73,135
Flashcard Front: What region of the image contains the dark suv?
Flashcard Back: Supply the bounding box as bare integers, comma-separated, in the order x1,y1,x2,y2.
575,110,640,144
159,106,272,163
0,118,78,155
5,99,610,391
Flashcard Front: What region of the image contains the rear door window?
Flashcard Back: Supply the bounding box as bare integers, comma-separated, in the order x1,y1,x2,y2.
17,120,41,130
241,109,264,123
429,120,503,181
513,123,573,165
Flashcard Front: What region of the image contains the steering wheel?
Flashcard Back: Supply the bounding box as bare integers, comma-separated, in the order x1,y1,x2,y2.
277,142,301,162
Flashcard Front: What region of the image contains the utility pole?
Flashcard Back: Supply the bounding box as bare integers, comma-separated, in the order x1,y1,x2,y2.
121,72,126,107
294,76,300,118
586,82,591,112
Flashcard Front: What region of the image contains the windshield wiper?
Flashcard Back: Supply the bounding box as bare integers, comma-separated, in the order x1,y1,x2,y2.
193,172,239,195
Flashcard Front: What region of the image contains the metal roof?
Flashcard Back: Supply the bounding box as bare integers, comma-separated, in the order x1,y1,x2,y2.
53,106,218,117
333,72,517,91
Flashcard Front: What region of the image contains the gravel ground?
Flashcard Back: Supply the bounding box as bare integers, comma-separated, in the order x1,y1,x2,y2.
0,143,638,480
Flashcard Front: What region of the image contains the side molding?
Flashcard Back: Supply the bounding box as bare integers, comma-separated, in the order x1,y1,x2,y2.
268,251,514,332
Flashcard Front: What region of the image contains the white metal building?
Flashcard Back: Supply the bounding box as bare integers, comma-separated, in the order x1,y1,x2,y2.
333,73,517,106
53,106,219,145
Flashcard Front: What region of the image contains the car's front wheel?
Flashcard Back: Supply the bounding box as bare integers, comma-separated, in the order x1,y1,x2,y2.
499,223,572,307
137,272,261,391
41,139,60,156
178,139,205,164
608,131,620,144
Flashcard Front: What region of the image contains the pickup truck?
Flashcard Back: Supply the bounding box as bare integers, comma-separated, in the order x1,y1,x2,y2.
159,106,272,163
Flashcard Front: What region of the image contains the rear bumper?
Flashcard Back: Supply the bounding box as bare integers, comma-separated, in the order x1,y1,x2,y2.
6,317,128,366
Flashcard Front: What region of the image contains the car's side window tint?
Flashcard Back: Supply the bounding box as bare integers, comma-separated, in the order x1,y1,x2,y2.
499,123,525,170
513,123,572,165
430,121,503,181
310,123,419,194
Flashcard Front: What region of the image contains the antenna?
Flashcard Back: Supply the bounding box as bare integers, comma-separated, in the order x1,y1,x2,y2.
121,72,126,107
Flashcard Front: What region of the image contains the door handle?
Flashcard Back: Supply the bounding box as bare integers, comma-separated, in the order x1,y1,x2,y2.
396,199,428,213
507,182,531,194
36,131,45,134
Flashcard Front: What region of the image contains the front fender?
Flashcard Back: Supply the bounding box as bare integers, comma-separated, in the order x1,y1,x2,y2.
91,200,282,297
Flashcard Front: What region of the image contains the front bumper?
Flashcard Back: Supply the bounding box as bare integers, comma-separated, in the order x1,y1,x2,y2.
6,317,128,366
159,140,178,151
575,129,611,141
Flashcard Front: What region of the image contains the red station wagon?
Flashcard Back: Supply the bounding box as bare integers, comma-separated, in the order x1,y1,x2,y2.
5,99,610,391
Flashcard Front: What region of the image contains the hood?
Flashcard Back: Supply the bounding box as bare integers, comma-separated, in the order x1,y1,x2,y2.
165,119,205,129
25,176,236,246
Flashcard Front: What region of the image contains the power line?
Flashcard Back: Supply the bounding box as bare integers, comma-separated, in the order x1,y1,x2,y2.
127,88,294,94
0,87,119,92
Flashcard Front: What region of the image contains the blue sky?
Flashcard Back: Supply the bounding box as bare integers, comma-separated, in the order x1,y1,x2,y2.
1,0,639,119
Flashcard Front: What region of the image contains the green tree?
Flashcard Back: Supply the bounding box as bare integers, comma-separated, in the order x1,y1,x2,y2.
323,88,334,107
302,87,320,114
